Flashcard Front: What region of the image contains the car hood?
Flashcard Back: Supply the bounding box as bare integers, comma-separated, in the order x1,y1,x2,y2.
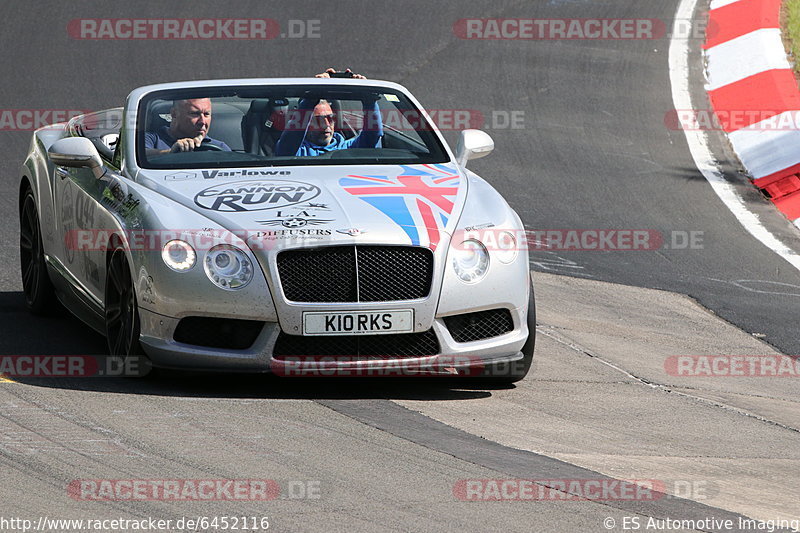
136,163,467,252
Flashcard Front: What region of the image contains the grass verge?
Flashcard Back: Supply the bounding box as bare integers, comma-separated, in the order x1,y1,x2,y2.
785,0,800,75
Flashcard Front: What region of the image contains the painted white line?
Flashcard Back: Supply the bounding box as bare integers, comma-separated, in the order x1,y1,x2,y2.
728,111,800,179
705,29,790,91
709,0,746,10
669,0,800,269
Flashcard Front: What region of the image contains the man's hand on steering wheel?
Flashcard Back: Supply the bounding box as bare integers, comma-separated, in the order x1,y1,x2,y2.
170,135,205,153
194,143,223,151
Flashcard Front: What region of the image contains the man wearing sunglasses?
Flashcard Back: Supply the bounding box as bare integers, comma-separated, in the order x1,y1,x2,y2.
275,68,383,157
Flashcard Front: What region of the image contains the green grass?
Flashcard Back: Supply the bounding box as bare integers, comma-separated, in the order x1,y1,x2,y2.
786,0,800,74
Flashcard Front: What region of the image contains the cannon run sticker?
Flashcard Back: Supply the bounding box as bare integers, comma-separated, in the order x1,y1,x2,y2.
194,180,321,212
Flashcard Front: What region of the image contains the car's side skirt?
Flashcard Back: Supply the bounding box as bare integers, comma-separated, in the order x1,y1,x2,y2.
45,254,106,336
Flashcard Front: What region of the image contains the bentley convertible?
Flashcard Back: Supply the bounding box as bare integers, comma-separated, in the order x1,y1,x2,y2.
18,78,534,382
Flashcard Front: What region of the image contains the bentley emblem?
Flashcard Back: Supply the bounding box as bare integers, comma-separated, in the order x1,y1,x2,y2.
257,217,333,228
337,228,367,236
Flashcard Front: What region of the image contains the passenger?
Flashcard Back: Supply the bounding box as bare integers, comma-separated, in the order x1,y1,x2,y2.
275,68,383,157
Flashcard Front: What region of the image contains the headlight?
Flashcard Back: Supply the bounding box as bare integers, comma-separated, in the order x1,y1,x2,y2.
161,240,196,272
452,239,489,283
495,231,518,264
204,244,254,290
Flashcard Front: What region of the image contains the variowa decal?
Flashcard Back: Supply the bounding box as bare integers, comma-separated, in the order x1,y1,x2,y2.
339,164,460,250
202,169,291,179
194,180,320,212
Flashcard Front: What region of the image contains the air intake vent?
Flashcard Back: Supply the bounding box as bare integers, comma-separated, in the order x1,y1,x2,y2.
273,329,440,360
444,309,514,343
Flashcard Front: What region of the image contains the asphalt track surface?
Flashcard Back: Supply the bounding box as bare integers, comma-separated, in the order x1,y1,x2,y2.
1,1,799,532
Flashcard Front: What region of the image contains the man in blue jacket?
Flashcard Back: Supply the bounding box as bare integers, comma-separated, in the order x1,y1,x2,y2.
275,68,383,157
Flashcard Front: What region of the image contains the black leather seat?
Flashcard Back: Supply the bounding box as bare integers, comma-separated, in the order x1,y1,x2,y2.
241,99,285,156
208,102,244,151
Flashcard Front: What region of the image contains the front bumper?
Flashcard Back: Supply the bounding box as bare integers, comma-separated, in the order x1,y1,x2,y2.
138,305,529,375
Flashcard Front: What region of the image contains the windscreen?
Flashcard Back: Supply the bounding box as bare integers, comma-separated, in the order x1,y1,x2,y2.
136,85,450,169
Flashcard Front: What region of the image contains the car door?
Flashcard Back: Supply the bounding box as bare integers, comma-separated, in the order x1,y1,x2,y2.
54,109,123,305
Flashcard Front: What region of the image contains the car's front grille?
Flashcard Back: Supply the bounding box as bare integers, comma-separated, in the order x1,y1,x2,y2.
278,246,356,302
272,329,440,360
173,317,264,349
277,246,433,302
444,309,514,343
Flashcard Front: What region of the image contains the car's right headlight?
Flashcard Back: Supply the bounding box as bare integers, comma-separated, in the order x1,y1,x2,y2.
204,244,254,290
452,239,490,283
495,231,518,264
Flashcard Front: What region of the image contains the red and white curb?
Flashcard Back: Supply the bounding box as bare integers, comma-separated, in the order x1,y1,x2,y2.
704,0,800,223
671,0,800,270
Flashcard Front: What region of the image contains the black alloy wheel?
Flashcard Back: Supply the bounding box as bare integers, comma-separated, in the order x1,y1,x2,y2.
105,248,143,357
19,190,57,314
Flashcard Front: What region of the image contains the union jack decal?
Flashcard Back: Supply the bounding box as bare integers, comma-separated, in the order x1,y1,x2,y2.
339,164,461,250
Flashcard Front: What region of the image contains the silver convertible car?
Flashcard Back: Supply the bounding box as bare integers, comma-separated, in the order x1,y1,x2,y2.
18,78,534,382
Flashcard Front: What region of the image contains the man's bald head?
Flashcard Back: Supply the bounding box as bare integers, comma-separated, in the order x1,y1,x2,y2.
169,98,212,140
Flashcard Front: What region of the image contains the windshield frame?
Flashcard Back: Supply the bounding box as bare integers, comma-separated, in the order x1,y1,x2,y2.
134,84,452,170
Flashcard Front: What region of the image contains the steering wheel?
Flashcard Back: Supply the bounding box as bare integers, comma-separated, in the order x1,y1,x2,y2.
194,143,223,152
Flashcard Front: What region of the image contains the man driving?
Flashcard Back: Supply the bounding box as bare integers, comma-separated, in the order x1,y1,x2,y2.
275,68,383,157
145,98,231,154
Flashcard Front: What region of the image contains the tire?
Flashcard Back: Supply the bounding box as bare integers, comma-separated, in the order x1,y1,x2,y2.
471,279,536,385
19,189,58,315
104,247,144,358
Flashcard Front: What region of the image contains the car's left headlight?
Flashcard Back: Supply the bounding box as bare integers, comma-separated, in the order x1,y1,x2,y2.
452,239,490,283
204,244,254,290
162,240,196,272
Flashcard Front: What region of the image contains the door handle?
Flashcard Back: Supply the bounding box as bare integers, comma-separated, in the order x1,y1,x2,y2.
55,167,69,180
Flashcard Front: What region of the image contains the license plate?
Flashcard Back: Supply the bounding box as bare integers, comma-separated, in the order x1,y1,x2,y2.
302,310,414,336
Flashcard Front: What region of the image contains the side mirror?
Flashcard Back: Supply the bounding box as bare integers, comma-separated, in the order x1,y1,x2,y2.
455,129,494,167
48,137,106,179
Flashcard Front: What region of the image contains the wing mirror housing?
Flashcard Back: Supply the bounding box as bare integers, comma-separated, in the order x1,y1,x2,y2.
455,129,494,167
48,137,106,179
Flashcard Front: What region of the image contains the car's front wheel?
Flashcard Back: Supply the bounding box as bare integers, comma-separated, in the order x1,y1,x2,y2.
19,189,58,314
105,247,143,358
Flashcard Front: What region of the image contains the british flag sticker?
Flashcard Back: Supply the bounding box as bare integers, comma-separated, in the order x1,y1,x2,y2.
339,164,462,250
